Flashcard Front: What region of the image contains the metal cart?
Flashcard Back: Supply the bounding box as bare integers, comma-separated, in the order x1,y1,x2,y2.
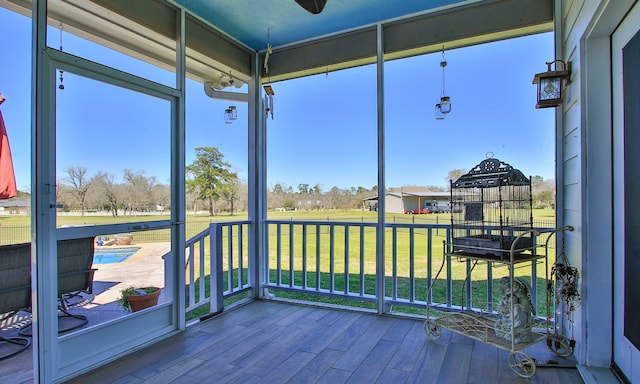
423,226,574,378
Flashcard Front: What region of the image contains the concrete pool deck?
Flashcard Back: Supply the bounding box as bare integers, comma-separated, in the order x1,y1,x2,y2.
88,241,171,310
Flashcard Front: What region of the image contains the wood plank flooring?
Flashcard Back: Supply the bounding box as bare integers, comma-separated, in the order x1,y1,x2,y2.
63,301,583,384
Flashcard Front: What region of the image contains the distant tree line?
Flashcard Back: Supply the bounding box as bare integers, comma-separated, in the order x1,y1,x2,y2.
57,147,245,217
268,183,378,211
52,150,555,216
57,166,172,216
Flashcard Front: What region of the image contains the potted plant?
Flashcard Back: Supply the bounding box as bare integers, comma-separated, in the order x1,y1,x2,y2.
117,286,161,312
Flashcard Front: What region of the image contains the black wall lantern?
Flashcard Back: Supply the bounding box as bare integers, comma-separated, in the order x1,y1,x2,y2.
532,60,571,108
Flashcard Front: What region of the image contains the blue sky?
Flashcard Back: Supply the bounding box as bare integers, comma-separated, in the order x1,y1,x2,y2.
266,33,556,191
0,6,555,193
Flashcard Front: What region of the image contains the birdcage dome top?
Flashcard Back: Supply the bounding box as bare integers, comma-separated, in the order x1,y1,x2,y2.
452,158,530,189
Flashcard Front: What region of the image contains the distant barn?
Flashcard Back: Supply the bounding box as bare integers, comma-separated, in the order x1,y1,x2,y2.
364,187,451,214
0,198,30,215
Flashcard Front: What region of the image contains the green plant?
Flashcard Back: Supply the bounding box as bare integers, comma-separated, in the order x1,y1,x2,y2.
117,286,160,312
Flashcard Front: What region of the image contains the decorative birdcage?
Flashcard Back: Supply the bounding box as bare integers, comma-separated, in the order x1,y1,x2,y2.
450,157,533,259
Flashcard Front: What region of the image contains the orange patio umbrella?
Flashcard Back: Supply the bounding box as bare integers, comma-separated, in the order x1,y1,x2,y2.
0,94,18,199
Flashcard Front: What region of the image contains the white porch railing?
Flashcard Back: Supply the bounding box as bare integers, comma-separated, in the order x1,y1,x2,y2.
184,219,555,319
185,221,251,317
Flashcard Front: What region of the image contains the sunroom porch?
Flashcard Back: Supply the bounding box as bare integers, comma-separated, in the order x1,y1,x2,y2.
2,219,584,383
0,0,637,383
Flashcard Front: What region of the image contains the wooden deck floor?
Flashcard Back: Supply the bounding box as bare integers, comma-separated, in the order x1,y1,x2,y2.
61,301,583,384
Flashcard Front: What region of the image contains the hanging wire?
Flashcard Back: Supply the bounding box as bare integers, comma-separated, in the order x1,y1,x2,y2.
440,46,447,97
263,29,275,119
58,23,65,90
263,28,272,76
435,45,451,119
224,70,237,124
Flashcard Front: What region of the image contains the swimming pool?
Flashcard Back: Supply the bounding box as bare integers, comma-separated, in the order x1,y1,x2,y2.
93,247,140,264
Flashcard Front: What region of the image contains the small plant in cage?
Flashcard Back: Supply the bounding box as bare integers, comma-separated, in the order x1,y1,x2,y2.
552,262,581,310
551,256,580,351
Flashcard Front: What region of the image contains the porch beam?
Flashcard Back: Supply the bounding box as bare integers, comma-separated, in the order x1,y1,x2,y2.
263,0,553,82
32,0,58,382
375,24,386,314
248,47,263,299
171,5,187,330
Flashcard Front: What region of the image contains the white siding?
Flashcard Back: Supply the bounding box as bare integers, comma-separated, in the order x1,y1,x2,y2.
384,194,405,214
560,0,636,369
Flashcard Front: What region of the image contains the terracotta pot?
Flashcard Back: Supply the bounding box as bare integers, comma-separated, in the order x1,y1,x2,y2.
127,288,160,312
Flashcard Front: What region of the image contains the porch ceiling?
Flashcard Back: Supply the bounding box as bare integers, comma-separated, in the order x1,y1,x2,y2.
173,0,476,51
175,0,555,82
0,0,553,83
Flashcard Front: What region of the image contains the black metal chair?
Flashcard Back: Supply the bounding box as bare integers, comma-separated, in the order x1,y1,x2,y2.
55,237,97,332
18,237,97,336
0,243,32,360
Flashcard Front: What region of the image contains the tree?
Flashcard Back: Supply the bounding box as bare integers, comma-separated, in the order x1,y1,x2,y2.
535,189,555,209
92,171,120,217
186,147,235,216
298,183,309,194
311,184,322,195
219,174,240,214
272,183,286,195
327,186,343,210
63,166,92,215
445,168,467,189
531,175,545,188
152,183,170,212
531,175,555,209
122,169,155,213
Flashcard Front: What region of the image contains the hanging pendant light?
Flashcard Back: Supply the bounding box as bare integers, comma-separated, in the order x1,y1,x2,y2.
435,46,451,119
264,85,275,120
224,105,237,124
435,103,445,120
58,23,65,90
221,70,238,124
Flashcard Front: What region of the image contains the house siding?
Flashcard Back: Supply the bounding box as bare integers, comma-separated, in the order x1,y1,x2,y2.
560,0,637,369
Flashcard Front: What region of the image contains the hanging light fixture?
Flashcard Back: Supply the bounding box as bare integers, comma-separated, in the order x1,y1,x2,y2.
435,103,445,120
435,46,451,119
264,85,275,120
262,29,275,120
532,60,571,108
58,23,65,90
221,71,238,124
224,105,237,124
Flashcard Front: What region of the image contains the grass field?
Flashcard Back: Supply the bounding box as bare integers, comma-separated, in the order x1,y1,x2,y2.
0,209,558,319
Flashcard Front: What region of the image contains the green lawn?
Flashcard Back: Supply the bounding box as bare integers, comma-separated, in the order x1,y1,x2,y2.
1,209,557,319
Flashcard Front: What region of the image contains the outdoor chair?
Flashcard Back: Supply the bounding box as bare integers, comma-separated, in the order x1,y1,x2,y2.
0,243,32,360
18,237,97,336
55,237,97,332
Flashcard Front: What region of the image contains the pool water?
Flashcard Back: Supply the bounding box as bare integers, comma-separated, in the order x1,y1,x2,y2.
93,247,140,264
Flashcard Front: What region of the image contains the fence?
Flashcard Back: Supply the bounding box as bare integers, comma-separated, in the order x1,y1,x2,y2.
1,217,559,319
0,220,218,246
262,220,557,316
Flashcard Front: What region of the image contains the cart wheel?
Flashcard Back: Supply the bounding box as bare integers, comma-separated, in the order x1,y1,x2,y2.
547,334,574,357
423,320,442,340
508,351,536,378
